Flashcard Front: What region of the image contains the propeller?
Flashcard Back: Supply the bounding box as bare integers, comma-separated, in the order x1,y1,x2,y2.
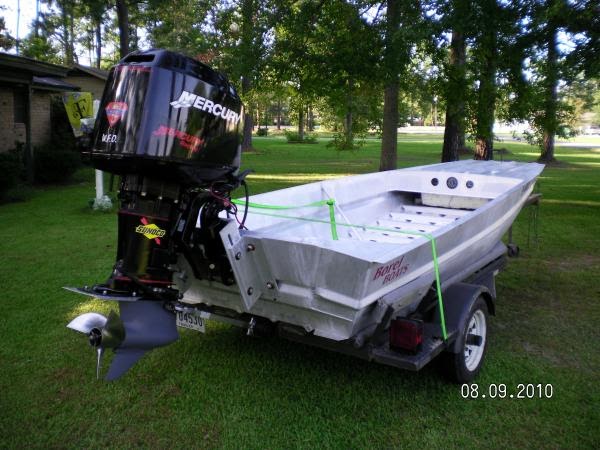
67,312,108,334
67,300,178,380
67,310,126,379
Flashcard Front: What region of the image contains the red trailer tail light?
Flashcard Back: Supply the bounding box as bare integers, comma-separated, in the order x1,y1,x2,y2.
389,318,424,353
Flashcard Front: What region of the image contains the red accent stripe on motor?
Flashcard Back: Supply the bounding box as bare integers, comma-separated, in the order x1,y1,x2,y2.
118,210,169,222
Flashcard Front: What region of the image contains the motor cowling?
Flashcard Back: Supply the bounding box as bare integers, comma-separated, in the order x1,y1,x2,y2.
86,48,243,184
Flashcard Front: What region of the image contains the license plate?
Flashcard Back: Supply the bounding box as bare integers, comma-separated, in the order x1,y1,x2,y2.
176,311,206,332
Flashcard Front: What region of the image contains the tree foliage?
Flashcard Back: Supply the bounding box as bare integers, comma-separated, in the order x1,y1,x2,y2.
2,0,597,165
0,13,15,50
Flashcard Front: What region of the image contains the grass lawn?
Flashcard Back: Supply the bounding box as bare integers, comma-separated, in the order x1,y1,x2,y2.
1,136,599,449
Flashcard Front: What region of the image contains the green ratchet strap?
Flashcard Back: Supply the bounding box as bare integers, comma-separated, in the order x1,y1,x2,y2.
230,204,448,341
326,199,339,240
231,198,339,241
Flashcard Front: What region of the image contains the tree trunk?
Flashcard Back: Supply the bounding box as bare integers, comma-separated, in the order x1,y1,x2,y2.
61,5,73,64
95,22,102,68
379,0,401,171
380,83,399,170
457,129,465,150
276,100,281,130
241,76,253,151
474,11,497,161
242,112,253,150
345,79,354,146
474,135,493,160
345,110,353,145
442,121,461,162
308,105,314,131
540,20,558,162
239,0,255,151
34,0,40,38
298,105,305,141
69,9,75,63
116,0,129,58
441,30,466,162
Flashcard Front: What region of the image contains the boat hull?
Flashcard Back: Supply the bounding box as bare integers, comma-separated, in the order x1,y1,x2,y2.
177,160,544,341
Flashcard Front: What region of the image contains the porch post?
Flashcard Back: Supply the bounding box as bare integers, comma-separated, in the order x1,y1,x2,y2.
24,83,34,183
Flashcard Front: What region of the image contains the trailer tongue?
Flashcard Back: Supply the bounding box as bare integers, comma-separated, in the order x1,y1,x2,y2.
66,49,543,382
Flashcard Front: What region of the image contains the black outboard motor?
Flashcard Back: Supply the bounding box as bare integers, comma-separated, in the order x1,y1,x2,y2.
66,49,246,380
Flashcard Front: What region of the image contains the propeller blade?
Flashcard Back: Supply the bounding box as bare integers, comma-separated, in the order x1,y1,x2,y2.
67,312,107,334
101,310,126,349
102,300,179,380
96,347,104,380
105,348,147,381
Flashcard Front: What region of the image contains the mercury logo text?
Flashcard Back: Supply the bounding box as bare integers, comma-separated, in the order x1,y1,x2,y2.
170,91,240,124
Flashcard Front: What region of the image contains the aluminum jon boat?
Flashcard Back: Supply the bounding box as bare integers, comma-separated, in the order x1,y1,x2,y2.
178,160,544,344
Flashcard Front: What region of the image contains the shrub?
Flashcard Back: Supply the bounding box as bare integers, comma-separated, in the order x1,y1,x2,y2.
326,132,364,151
284,130,317,144
1,185,36,203
0,147,24,197
256,127,269,137
34,144,81,183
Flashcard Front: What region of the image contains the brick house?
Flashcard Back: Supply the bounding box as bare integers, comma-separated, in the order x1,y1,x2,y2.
0,53,75,156
65,64,108,100
0,53,108,157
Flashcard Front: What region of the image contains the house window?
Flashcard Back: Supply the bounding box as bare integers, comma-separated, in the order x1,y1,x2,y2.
13,89,27,124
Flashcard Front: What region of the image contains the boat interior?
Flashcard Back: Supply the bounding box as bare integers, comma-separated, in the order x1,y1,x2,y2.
237,169,523,246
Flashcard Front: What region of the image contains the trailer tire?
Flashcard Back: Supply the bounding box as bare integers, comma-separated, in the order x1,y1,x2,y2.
440,296,489,383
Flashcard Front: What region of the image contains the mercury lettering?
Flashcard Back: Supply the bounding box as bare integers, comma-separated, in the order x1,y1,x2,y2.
170,90,240,124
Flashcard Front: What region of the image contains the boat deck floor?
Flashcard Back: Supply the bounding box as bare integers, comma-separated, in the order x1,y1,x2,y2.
359,204,469,244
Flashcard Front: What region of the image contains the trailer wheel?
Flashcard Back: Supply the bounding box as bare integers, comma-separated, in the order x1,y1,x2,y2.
440,296,489,383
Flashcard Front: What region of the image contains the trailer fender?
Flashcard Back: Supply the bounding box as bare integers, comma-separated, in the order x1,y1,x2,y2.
439,282,494,354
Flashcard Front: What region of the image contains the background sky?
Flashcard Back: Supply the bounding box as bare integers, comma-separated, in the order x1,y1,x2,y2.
2,0,98,65
3,0,38,46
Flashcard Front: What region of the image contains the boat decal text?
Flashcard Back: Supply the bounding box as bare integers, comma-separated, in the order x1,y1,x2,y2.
373,256,409,285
